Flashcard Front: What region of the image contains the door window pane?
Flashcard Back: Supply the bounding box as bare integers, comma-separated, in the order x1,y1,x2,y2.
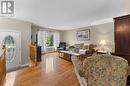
4,35,16,62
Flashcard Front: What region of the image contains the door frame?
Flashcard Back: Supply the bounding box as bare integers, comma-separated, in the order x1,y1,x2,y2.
0,30,22,69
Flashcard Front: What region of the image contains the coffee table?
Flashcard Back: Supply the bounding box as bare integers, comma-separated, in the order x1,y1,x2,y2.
59,50,82,61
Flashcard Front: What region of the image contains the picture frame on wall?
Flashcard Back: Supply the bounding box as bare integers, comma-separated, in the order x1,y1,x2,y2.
77,29,90,41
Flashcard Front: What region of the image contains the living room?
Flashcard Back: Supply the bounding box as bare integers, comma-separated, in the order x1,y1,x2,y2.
0,0,130,86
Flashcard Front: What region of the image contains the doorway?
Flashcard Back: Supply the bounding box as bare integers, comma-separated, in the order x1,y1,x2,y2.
0,31,21,72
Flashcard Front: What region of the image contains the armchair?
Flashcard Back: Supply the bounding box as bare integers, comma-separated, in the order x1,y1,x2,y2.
57,42,66,51
71,54,129,86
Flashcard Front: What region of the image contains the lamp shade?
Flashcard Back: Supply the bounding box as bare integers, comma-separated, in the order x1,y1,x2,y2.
99,40,106,45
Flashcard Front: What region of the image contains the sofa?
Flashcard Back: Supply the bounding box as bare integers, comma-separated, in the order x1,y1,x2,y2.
68,43,97,56
71,54,130,86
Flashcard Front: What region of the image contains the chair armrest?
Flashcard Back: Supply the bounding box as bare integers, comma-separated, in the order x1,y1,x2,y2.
71,56,85,77
78,69,85,77
128,66,130,75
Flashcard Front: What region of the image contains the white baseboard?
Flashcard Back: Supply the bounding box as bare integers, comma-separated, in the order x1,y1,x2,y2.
20,63,29,68
7,64,29,73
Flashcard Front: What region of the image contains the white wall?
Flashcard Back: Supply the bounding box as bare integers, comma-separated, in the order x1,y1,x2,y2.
62,22,114,50
0,18,31,65
63,26,92,45
31,26,39,43
125,0,130,14
93,22,114,45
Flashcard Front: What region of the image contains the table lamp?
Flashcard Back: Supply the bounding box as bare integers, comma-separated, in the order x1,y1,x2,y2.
99,40,106,51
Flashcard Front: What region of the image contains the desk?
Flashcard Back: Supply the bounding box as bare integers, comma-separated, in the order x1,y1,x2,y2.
59,50,81,61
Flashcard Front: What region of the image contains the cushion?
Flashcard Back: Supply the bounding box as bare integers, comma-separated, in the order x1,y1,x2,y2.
74,43,84,49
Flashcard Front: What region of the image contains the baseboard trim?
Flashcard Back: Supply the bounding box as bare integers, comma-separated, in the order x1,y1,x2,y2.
20,63,29,68
7,64,29,73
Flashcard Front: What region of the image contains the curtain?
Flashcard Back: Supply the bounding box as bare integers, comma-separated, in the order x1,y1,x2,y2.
38,31,46,52
54,31,60,50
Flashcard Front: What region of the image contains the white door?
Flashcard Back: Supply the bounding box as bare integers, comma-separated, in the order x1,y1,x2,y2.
0,31,21,71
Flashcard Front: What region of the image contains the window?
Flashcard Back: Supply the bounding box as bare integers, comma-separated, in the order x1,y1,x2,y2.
45,32,54,47
38,31,60,52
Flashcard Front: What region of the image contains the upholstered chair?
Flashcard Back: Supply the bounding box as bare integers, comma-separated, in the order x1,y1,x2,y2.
71,54,129,86
83,54,129,86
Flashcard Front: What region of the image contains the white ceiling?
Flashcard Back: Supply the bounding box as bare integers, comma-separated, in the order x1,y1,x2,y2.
12,0,126,30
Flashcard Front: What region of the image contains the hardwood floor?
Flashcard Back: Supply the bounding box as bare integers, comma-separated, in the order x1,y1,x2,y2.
3,53,80,86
